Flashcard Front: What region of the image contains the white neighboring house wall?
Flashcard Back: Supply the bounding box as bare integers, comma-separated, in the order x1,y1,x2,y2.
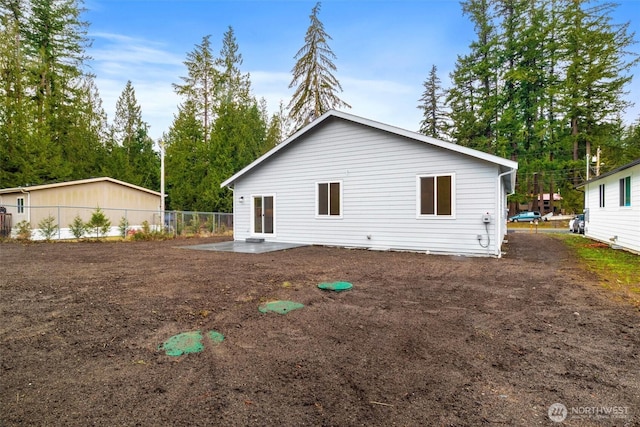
223,110,517,257
582,159,640,254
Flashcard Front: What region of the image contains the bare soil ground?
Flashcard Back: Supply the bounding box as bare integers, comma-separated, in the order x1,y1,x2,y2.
1,233,638,426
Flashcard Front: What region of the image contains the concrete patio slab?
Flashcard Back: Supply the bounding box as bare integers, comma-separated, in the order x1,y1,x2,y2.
181,240,307,254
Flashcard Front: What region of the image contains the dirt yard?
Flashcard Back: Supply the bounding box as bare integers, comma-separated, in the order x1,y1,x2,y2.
1,233,638,426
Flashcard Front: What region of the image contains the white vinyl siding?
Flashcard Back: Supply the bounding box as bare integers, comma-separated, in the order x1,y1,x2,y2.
584,165,640,254
232,119,507,256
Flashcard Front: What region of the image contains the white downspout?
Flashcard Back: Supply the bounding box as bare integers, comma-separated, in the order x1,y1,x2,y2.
19,187,31,224
496,168,517,257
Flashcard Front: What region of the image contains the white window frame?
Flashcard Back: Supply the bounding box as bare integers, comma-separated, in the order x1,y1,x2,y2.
598,184,605,208
619,176,631,207
315,181,343,219
250,194,276,236
17,197,25,214
416,173,456,219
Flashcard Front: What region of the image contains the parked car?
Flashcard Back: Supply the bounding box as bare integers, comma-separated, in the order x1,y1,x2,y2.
572,214,585,234
509,211,542,222
568,216,576,231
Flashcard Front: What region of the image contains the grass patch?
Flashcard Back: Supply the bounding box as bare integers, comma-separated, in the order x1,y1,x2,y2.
555,234,640,306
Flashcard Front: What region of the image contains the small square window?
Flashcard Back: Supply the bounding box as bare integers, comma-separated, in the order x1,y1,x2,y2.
418,174,454,217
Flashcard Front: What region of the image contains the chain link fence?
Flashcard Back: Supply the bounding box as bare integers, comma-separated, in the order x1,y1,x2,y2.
0,204,232,240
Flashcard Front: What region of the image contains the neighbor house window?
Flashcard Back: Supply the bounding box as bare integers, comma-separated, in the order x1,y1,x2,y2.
317,182,341,217
619,176,631,207
599,184,605,208
17,197,24,214
418,174,454,216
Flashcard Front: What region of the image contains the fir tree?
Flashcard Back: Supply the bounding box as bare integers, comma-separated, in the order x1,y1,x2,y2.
418,65,448,139
288,2,350,130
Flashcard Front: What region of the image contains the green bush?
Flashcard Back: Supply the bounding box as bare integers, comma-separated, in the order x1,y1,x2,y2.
14,220,31,241
118,216,129,238
37,215,58,241
69,215,87,239
86,207,111,239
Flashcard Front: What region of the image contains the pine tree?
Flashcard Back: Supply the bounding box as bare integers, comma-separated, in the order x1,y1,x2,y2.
418,65,448,139
164,100,206,210
447,0,499,153
173,35,218,144
0,2,28,187
108,80,158,189
112,80,144,151
560,0,638,164
216,26,251,107
287,2,350,130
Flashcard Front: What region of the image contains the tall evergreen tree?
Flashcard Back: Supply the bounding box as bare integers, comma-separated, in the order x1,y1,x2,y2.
288,2,350,130
173,35,218,144
0,2,28,187
107,80,158,189
447,0,499,153
560,0,637,164
164,100,206,210
446,0,637,213
112,80,143,151
418,64,448,139
0,0,98,186
216,26,251,107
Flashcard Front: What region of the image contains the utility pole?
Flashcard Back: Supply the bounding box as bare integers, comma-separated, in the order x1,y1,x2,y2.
159,139,165,231
595,146,601,177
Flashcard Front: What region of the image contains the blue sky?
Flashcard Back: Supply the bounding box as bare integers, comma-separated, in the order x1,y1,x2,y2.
84,0,640,141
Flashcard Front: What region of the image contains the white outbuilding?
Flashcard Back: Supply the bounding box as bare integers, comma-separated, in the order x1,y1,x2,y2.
221,110,518,257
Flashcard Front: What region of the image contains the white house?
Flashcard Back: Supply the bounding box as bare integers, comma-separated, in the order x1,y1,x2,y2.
221,110,518,257
579,158,640,254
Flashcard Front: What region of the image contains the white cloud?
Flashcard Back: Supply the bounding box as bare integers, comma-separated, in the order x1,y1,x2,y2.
90,32,185,140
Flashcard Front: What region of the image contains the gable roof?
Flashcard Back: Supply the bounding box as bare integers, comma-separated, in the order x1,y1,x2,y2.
577,157,640,187
0,177,161,196
221,110,518,190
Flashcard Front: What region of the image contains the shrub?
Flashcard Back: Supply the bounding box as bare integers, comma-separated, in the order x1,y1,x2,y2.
14,220,31,241
118,217,129,239
38,215,58,241
69,215,87,239
86,207,111,239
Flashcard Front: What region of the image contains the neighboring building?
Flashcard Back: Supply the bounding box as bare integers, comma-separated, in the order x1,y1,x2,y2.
539,193,563,214
0,177,162,239
221,110,518,257
579,158,640,254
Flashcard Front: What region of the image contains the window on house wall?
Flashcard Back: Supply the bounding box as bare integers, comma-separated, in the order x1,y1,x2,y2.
599,184,605,208
317,182,341,217
17,197,24,214
418,174,454,216
619,176,631,207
